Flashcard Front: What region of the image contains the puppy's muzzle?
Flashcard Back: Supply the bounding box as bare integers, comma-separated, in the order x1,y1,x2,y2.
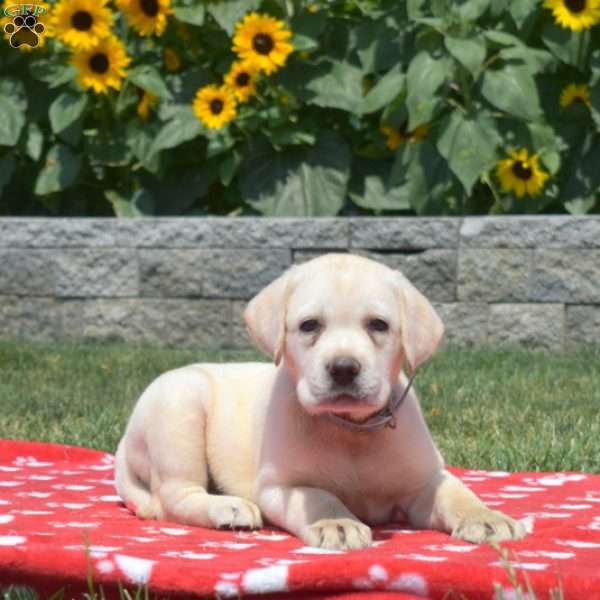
326,356,361,387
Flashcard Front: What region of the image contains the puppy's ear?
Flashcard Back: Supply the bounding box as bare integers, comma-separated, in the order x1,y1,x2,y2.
244,267,296,365
394,273,444,375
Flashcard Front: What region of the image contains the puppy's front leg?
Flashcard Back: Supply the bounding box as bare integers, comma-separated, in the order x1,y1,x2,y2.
406,470,526,544
259,485,372,550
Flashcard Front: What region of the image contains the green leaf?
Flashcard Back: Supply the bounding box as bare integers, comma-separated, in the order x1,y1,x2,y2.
128,65,172,100
206,131,235,158
0,155,16,195
126,121,161,173
115,82,138,115
239,132,351,216
49,92,88,134
484,30,523,46
305,60,364,114
437,112,499,193
29,60,76,88
499,45,554,74
86,130,131,166
445,35,486,79
25,122,44,161
269,126,317,148
151,106,203,154
362,69,405,114
138,165,216,215
401,141,462,215
173,5,205,25
564,197,597,214
354,19,402,73
542,23,590,69
481,65,542,120
219,151,241,186
0,99,25,146
349,159,411,212
0,79,26,147
105,189,155,216
509,0,536,28
290,11,326,52
207,0,261,35
456,0,490,20
406,52,449,129
34,144,81,195
0,78,27,111
559,137,600,213
528,122,561,174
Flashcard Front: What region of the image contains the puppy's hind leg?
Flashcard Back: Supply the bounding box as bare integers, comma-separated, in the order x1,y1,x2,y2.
147,369,262,530
115,438,161,520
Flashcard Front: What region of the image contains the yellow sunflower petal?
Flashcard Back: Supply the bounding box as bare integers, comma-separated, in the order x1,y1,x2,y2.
232,12,293,75
543,0,600,31
192,84,237,129
560,83,591,108
137,90,157,120
51,0,113,50
495,147,549,199
224,61,258,103
71,35,131,94
116,0,172,37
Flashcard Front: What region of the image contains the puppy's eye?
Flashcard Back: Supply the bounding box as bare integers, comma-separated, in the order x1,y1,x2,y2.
299,319,321,334
367,318,389,333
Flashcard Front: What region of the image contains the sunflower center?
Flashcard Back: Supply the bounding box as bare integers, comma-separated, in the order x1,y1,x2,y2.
71,10,93,31
235,72,250,87
89,52,110,74
253,33,274,55
512,161,533,180
140,0,159,17
565,0,586,13
210,99,224,115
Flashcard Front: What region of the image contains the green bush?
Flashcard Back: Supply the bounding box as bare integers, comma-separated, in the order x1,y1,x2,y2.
1,0,600,217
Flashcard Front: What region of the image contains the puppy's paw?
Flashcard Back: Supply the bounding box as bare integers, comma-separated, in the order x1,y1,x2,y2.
303,518,372,550
452,509,526,544
208,495,263,529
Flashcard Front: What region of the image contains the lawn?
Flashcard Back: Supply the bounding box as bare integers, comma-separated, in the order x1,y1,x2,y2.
1,340,599,473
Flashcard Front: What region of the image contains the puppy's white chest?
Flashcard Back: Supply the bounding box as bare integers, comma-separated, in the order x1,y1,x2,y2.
341,491,401,525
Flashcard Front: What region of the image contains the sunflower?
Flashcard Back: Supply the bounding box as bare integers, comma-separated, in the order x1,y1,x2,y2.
52,0,112,50
560,83,591,108
495,148,550,199
1,1,53,51
381,122,430,151
71,35,131,94
137,90,157,120
224,61,258,103
543,0,600,31
192,84,237,130
116,0,172,37
163,47,181,72
232,12,293,75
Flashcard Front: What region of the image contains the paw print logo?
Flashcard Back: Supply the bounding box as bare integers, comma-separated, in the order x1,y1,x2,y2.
4,9,45,48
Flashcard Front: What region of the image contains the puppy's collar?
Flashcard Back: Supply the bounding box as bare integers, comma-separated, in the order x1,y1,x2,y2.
325,374,416,433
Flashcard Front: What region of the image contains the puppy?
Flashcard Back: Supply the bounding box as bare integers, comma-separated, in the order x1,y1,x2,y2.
115,253,525,549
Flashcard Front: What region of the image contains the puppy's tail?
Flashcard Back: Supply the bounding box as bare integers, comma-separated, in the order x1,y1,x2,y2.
114,440,162,520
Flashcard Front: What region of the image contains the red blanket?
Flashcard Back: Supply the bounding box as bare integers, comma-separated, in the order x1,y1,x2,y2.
1,440,599,599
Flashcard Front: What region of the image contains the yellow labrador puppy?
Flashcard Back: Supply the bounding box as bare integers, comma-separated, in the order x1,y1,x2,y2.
115,253,525,549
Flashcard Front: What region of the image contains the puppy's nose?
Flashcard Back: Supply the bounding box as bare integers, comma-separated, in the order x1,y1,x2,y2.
327,357,361,386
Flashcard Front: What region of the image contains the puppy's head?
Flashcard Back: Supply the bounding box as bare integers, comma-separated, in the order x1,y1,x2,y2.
244,254,443,421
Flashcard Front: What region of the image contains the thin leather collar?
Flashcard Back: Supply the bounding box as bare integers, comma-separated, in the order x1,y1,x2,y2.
325,374,416,433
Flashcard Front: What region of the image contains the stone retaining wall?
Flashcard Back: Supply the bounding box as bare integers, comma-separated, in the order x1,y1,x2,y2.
1,217,599,351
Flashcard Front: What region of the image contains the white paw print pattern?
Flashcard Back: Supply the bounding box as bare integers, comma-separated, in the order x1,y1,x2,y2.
0,441,599,598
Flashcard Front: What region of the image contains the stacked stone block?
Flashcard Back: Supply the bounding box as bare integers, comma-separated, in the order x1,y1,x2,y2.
0,217,598,351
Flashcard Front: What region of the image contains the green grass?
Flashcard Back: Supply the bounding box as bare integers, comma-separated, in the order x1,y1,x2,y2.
1,339,599,473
